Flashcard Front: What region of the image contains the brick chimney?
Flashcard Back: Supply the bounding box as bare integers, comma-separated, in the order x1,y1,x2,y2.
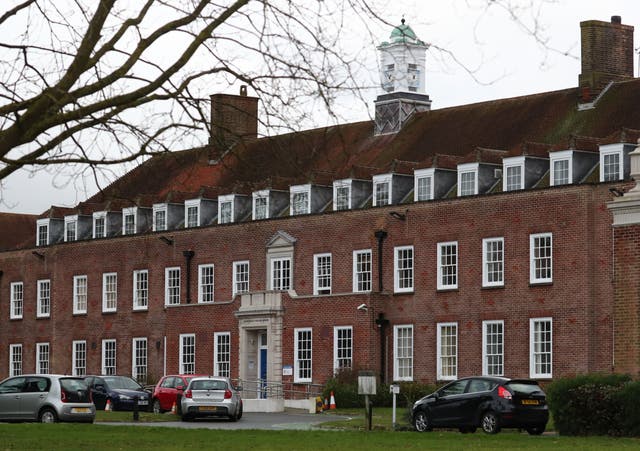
579,16,634,102
209,85,258,151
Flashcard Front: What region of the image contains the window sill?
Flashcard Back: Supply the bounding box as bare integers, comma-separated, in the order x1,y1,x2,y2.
529,281,553,287
72,312,87,316
393,291,415,296
36,316,51,320
436,287,458,293
481,285,505,290
133,307,148,312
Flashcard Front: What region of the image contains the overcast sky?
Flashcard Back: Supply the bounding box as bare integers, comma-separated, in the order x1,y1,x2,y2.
2,0,640,215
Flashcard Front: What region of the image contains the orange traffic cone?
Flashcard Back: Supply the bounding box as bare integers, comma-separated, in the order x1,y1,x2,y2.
330,391,336,410
104,399,112,412
171,402,177,415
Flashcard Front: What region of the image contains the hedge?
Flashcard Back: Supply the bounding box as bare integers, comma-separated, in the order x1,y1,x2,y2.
546,373,640,436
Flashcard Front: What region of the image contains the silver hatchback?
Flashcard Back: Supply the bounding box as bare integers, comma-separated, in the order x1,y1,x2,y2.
181,377,242,422
0,374,96,423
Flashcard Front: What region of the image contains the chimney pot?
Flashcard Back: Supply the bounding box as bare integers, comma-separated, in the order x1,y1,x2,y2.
611,15,622,24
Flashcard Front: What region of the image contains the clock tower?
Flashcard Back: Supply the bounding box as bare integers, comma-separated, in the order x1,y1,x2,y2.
375,19,431,135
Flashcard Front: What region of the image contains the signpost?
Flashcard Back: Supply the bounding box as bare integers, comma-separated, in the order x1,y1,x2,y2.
389,384,400,430
358,371,377,431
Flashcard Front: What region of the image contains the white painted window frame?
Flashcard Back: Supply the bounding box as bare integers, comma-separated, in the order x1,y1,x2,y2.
93,211,107,238
218,194,235,224
213,332,231,377
437,322,458,381
179,333,196,375
333,179,352,211
132,337,148,383
414,168,435,201
313,253,332,295
133,270,149,311
482,237,504,287
102,272,118,313
437,241,458,290
393,324,414,381
294,327,312,383
101,338,117,375
530,317,553,379
530,232,553,284
165,267,181,305
372,174,392,207
333,326,353,373
10,282,23,319
252,190,270,220
37,279,51,318
290,184,311,216
503,156,525,191
352,249,372,293
549,150,572,186
198,263,215,303
457,163,479,196
122,207,137,235
73,275,88,315
599,143,624,182
482,320,504,376
394,245,414,293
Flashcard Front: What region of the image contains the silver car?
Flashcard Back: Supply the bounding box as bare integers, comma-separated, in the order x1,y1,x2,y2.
180,377,242,422
0,374,96,423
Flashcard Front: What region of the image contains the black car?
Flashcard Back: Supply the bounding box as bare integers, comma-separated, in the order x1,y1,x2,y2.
412,376,549,435
84,376,150,411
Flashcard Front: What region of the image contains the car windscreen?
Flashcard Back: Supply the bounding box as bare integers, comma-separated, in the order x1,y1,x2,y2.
103,377,142,390
60,378,91,402
505,381,544,395
191,380,227,391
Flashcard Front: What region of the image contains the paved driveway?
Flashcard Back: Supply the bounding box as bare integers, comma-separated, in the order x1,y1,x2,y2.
102,411,351,430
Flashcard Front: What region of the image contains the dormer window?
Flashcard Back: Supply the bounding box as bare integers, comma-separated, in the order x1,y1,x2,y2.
253,191,269,220
503,157,525,191
290,185,310,216
457,163,478,196
122,207,137,235
600,145,624,182
550,151,572,186
373,175,391,206
185,200,200,228
218,195,234,224
153,205,167,232
65,216,77,242
93,212,106,238
36,220,49,247
414,169,434,201
333,180,351,211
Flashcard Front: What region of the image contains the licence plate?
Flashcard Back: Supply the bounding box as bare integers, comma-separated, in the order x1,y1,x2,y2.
522,399,539,405
199,406,217,412
138,400,148,405
71,407,91,413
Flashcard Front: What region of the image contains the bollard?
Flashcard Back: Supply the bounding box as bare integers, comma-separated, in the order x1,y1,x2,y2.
133,395,139,421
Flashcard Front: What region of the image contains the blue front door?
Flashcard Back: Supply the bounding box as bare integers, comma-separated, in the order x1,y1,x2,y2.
259,333,267,399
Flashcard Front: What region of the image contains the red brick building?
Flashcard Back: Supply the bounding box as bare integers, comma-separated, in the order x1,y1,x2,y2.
2,16,640,409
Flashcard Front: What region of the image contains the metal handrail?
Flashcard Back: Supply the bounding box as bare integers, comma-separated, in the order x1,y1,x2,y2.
233,378,324,400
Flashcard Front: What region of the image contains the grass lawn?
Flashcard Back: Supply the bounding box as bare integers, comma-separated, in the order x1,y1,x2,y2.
1,423,640,450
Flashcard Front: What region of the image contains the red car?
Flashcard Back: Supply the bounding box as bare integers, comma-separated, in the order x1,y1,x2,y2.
152,375,206,414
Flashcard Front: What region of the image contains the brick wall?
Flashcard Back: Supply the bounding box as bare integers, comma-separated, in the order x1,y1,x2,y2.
0,183,619,384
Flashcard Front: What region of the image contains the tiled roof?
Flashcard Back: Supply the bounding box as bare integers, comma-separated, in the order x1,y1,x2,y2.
80,78,640,210
0,213,37,251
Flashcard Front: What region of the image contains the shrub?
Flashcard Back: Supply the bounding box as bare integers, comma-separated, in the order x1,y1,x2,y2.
546,373,632,436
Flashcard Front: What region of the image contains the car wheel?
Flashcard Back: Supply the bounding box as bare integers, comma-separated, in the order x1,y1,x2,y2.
181,414,192,422
152,399,163,414
237,404,243,420
413,410,432,432
527,425,545,435
481,411,500,434
39,408,58,423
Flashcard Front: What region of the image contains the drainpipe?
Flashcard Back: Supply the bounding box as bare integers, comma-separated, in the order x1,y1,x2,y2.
375,313,390,383
183,250,195,303
374,230,387,292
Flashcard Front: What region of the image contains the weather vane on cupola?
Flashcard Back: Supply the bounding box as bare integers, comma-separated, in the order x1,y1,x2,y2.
374,15,431,135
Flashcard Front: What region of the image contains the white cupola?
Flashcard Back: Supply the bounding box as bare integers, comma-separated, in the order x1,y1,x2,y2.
374,19,431,135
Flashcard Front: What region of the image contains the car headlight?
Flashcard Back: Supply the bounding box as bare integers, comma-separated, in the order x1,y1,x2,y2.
119,394,131,400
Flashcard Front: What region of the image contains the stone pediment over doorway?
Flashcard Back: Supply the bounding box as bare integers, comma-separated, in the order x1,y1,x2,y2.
266,230,296,249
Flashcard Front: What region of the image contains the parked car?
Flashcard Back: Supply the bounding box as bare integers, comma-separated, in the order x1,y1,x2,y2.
84,375,150,411
180,377,242,422
152,374,207,414
412,376,549,435
0,374,95,423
